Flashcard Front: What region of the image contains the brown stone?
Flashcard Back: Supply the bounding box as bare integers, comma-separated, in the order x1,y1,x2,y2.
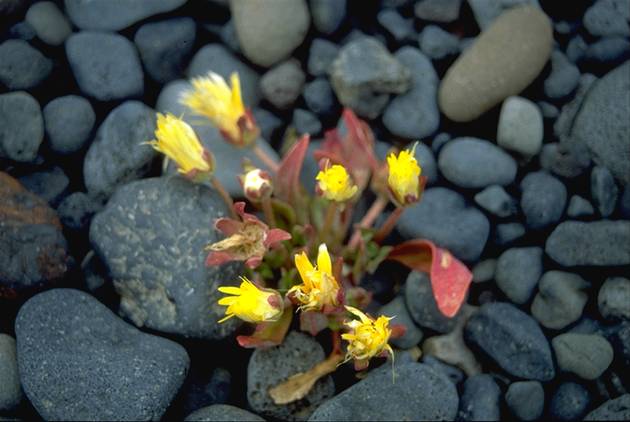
438,5,552,122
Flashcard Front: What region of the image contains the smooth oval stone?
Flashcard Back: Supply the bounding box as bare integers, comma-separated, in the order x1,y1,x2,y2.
438,5,552,122
552,333,613,380
585,394,630,421
185,405,264,422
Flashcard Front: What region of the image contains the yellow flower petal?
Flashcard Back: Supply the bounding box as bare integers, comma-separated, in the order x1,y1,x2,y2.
316,163,358,202
387,143,422,206
217,276,283,324
316,244,332,276
290,244,340,312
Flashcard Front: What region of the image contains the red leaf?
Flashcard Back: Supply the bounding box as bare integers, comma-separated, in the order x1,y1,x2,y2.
236,306,293,348
387,240,472,318
275,134,310,205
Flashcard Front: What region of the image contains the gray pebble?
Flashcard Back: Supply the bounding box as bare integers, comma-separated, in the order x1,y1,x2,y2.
566,35,588,63
505,381,544,421
0,335,22,411
414,0,462,22
620,187,630,218
538,101,559,119
0,91,44,163
378,9,414,42
531,271,589,330
591,166,618,217
495,247,543,305
598,277,630,320
260,59,305,109
544,50,580,99
421,355,464,385
418,25,460,60
457,374,501,421
185,405,264,422
293,108,322,136
19,166,69,207
310,0,346,34
431,132,451,154
552,333,613,379
497,96,543,157
472,259,496,283
585,394,630,421
567,195,595,218
520,171,567,230
307,38,339,77
550,382,591,421
303,78,336,115
0,39,51,89
493,222,526,245
57,192,101,230
25,1,72,46
474,185,517,217
379,295,423,349
252,108,283,141
583,0,630,37
584,37,630,64
9,21,36,41
44,95,95,155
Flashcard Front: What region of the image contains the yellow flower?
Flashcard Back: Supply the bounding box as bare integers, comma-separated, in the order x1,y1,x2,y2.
387,143,422,206
316,162,358,202
341,306,394,368
217,277,284,324
181,72,259,147
146,113,214,179
288,244,341,312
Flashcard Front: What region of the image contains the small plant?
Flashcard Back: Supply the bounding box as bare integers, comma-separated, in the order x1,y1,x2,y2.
146,71,473,402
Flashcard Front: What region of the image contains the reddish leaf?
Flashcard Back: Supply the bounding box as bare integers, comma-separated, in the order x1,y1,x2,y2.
275,134,310,205
299,311,329,336
236,306,293,348
387,240,472,318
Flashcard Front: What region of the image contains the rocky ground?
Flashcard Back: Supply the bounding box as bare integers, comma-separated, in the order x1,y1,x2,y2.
1,0,630,421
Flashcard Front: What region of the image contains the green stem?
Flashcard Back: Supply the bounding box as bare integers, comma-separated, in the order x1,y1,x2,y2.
211,177,236,218
253,144,280,173
262,196,276,228
373,206,404,244
347,196,389,249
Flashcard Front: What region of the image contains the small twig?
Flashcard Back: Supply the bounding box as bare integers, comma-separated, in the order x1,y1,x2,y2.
211,177,236,218
253,144,280,173
348,196,389,249
261,196,276,228
373,207,404,244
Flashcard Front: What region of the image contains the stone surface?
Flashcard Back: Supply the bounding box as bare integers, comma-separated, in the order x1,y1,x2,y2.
304,78,336,115
134,18,196,83
187,44,261,106
64,0,186,31
248,332,333,421
307,38,339,77
495,247,543,305
260,59,305,109
584,394,630,421
438,137,517,189
458,374,500,421
309,363,458,421
0,335,22,411
83,101,156,199
378,9,413,42
414,0,462,22
43,95,95,155
397,188,489,262
467,0,541,29
550,382,591,422
0,91,44,163
18,166,69,207
520,171,567,229
66,31,144,101
531,271,589,330
546,221,630,266
505,381,544,421
57,192,101,231
494,222,526,245
15,288,189,421
90,177,243,339
421,356,465,385
185,405,264,422
438,5,552,122
293,109,321,136
584,36,630,64
230,0,309,67
25,1,72,46
0,172,68,292
583,0,630,37
497,96,543,157
552,333,613,379
379,296,423,349
383,47,439,139
464,302,555,381
310,0,346,34
472,259,496,283
567,195,595,218
474,185,517,217
591,165,619,217
330,36,411,118
405,271,461,333
0,39,51,90
544,50,580,99
598,277,630,320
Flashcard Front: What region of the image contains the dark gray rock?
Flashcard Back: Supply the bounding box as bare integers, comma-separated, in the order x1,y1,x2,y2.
185,405,264,422
495,247,543,305
550,382,590,421
493,222,526,245
66,31,144,101
544,50,580,99
379,295,423,349
413,142,438,186
134,18,196,83
64,0,187,31
591,166,619,217
0,91,43,163
520,171,567,229
421,355,464,385
260,59,305,109
330,36,411,118
9,20,36,40
620,187,630,218
472,259,496,283
585,394,630,420
18,166,69,207
44,95,95,155
474,185,517,217
310,0,346,34
383,47,439,139
438,137,517,189
552,333,613,379
584,0,630,37
248,331,334,421
546,221,630,266
187,44,260,106
378,9,414,42
252,108,282,141
505,381,544,421
309,363,458,421
83,101,156,199
304,78,336,115
307,38,339,77
464,302,555,381
531,271,589,330
458,374,500,421
25,1,72,46
567,35,588,63
57,192,101,230
405,271,461,333
497,96,543,158
418,25,460,60
598,277,630,320
0,39,51,89
567,195,595,218
584,37,630,64
397,188,489,261
183,367,232,415
90,177,243,339
293,109,321,136
414,0,462,22
15,288,189,421
431,132,451,154
572,61,630,185
538,100,559,119
0,335,22,411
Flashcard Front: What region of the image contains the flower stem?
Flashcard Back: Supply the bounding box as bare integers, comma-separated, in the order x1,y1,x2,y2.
348,196,389,249
253,144,280,173
319,201,337,246
261,196,276,228
211,177,236,218
373,206,404,244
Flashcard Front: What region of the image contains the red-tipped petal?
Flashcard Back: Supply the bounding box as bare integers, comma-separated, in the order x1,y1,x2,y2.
390,323,407,339
276,134,310,204
205,251,234,267
236,307,293,349
245,256,263,269
214,217,242,236
264,228,292,248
